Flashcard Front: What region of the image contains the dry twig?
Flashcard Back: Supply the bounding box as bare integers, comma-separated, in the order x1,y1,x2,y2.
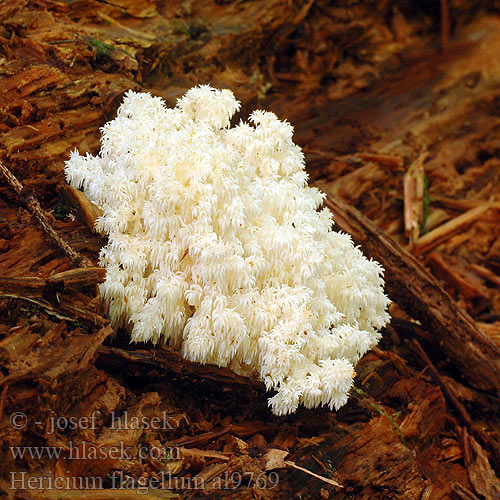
0,161,93,268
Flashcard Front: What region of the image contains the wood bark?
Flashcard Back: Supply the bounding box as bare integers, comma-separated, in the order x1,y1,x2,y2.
318,182,500,396
1,1,500,499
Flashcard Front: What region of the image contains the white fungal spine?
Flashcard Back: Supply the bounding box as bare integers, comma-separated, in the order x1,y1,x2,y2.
65,85,391,415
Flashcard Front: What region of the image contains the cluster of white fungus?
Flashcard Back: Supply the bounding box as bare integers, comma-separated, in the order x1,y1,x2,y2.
65,86,390,415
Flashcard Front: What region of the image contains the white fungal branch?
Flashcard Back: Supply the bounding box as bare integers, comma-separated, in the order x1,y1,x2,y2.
65,85,390,415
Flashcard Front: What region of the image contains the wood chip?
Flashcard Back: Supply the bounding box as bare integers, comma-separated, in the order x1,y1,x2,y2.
412,203,493,256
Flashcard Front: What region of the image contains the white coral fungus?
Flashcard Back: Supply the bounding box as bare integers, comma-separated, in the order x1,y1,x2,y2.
65,85,390,415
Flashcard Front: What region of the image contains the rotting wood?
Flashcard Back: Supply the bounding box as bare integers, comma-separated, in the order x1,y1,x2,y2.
440,0,450,54
0,324,113,387
470,264,500,288
317,182,500,396
96,345,265,393
59,185,104,235
0,161,93,267
464,431,500,499
403,153,427,244
356,153,403,170
0,268,105,295
411,203,495,256
412,338,500,472
452,483,481,500
427,252,492,300
1,2,499,498
0,271,107,327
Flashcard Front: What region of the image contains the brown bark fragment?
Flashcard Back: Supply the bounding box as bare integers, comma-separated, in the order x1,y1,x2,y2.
0,323,113,386
427,252,492,299
404,153,426,244
97,346,265,392
466,435,500,500
59,185,103,234
412,203,495,256
336,416,426,499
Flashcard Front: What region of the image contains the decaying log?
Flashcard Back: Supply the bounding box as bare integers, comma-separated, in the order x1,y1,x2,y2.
97,346,265,393
0,269,107,327
412,339,500,472
0,323,113,387
317,182,500,396
0,268,105,295
465,433,500,499
1,1,499,498
412,340,473,430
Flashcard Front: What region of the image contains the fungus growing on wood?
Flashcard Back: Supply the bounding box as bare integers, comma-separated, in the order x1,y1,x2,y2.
65,85,390,415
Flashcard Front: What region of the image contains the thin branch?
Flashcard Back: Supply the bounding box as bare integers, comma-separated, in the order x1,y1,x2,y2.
412,339,473,430
0,161,93,268
441,0,450,54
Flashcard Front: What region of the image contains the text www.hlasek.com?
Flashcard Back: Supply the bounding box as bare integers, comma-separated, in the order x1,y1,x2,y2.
10,441,181,461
